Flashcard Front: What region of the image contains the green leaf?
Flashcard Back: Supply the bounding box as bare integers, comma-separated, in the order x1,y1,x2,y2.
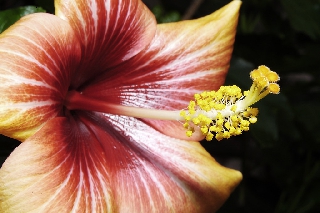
35,0,54,13
281,0,320,39
152,5,181,23
0,6,46,33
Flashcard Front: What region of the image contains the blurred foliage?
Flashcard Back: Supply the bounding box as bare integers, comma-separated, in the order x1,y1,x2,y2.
0,6,45,33
1,0,320,212
152,5,181,23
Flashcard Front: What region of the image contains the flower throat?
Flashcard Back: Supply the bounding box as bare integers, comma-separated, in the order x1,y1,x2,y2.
65,65,280,141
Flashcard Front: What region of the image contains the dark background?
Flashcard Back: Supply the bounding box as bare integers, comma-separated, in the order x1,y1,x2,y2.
1,0,320,212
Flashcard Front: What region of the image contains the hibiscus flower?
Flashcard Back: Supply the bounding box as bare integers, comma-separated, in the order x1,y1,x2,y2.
0,0,243,212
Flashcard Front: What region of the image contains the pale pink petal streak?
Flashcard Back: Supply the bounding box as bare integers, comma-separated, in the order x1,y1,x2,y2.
82,1,241,140
83,1,241,110
0,13,81,141
81,112,242,212
55,0,157,88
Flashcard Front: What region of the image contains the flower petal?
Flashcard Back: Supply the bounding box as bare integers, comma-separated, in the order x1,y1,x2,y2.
0,13,81,141
81,0,241,140
55,0,157,88
0,114,241,212
99,114,242,212
0,117,114,213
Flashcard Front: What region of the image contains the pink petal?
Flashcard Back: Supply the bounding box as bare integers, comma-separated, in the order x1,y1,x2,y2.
81,1,241,140
0,13,81,141
55,0,157,88
0,114,241,212
0,117,114,212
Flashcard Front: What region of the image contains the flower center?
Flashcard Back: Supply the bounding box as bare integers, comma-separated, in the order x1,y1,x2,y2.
65,65,280,141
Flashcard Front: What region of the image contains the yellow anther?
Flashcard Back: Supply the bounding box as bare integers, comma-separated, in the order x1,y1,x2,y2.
247,108,259,116
225,122,231,130
206,132,214,141
249,116,257,123
197,98,203,104
201,126,208,134
250,69,261,80
266,71,280,82
217,118,224,126
232,122,239,129
209,126,216,132
223,132,231,139
243,111,250,117
192,117,200,125
231,105,237,112
198,114,205,121
180,110,186,117
186,130,193,137
240,120,250,127
204,117,212,126
190,100,196,105
180,65,279,141
235,128,242,135
258,65,271,75
217,112,223,120
214,103,226,110
229,126,236,135
215,92,223,100
268,83,280,94
242,126,249,131
215,126,223,132
231,115,238,122
256,77,269,88
200,91,206,97
215,132,224,141
203,105,211,112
